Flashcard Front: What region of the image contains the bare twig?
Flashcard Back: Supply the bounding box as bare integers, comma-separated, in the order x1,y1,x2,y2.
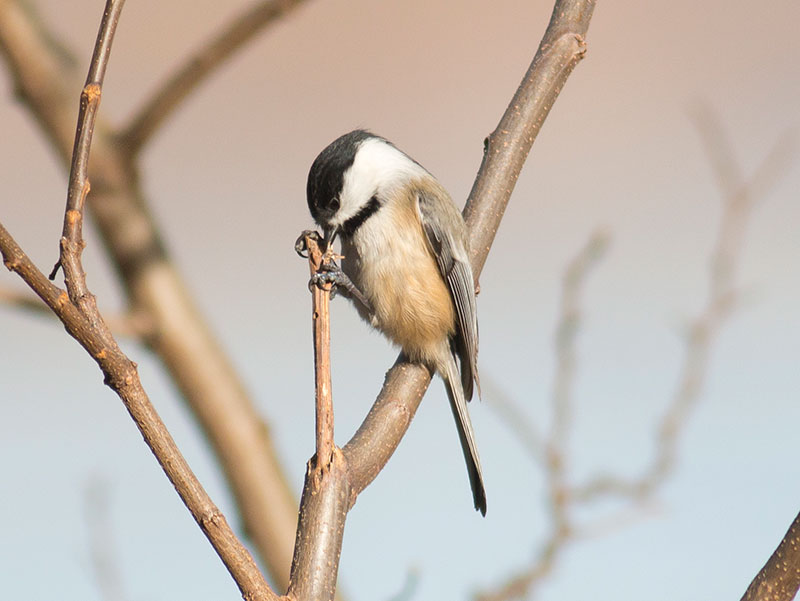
1,2,280,598
0,1,300,585
120,0,311,155
741,509,800,601
302,232,335,467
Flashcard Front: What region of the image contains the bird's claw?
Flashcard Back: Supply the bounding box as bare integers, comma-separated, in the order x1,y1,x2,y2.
295,229,324,258
308,270,342,298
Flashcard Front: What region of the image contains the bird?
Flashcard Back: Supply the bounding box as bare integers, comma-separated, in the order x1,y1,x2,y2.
305,129,486,515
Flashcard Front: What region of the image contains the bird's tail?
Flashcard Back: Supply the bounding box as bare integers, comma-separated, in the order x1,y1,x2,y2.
441,352,486,515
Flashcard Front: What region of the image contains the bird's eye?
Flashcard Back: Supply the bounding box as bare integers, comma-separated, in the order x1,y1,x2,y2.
329,197,340,211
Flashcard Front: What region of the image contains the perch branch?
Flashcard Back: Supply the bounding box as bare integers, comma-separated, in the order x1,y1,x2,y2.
287,232,350,600
283,2,597,599
343,0,596,500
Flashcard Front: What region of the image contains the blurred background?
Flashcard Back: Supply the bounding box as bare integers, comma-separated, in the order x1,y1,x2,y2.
1,0,798,599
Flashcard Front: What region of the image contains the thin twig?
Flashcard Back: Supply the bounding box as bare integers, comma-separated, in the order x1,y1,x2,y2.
302,232,335,467
1,2,280,598
120,0,311,155
85,477,129,601
50,0,125,290
1,1,302,584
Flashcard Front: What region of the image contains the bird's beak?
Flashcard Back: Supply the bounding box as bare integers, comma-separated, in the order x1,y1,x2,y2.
323,225,338,252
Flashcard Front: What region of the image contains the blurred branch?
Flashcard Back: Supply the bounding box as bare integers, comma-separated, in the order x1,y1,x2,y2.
0,0,300,587
0,285,153,337
85,478,129,601
120,0,311,155
479,108,795,600
483,377,545,463
476,230,609,601
741,509,800,601
571,112,796,504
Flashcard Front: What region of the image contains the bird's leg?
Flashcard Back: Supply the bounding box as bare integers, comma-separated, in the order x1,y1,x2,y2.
310,258,374,315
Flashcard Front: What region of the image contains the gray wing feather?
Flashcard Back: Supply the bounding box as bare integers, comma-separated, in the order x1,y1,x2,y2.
417,187,480,400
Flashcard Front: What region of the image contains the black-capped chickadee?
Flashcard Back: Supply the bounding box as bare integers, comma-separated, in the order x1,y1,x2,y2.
306,130,486,515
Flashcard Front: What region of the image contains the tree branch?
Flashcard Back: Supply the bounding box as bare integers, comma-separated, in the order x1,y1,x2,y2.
119,0,311,155
0,1,300,586
284,2,597,598
342,0,596,502
303,233,335,467
741,509,800,601
1,2,280,598
0,222,280,601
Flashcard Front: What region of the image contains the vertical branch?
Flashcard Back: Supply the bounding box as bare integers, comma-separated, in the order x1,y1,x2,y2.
546,232,609,523
306,235,335,467
290,231,349,601
51,0,126,302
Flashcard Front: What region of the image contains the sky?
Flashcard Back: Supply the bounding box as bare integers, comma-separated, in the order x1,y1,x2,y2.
1,0,799,600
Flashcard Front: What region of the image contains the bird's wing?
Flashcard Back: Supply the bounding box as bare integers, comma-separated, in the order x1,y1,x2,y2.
416,186,480,400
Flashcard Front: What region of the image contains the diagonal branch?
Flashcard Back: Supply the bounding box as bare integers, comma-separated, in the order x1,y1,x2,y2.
0,1,301,586
285,3,597,599
51,0,124,309
1,1,280,598
741,509,800,601
343,0,597,500
0,222,280,601
120,0,312,155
